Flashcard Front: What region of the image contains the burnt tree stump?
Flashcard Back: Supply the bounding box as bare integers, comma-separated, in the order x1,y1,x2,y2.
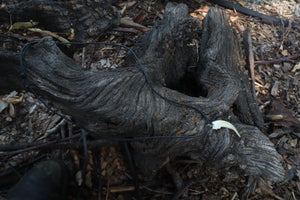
0,2,285,194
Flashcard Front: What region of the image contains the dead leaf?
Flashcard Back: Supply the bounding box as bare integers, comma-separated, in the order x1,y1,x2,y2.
27,28,70,44
6,91,18,99
268,114,283,120
9,103,15,117
289,138,297,148
271,81,280,96
134,12,146,24
120,17,150,32
6,116,12,122
75,170,83,186
273,64,281,70
230,16,239,23
9,95,23,104
119,1,136,8
238,1,246,7
68,28,75,40
29,105,37,114
0,100,9,113
11,21,38,30
279,44,284,51
109,186,135,193
266,100,300,128
292,62,300,73
281,49,289,56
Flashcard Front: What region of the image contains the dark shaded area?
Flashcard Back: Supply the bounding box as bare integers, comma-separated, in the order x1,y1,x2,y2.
166,68,208,97
7,160,69,200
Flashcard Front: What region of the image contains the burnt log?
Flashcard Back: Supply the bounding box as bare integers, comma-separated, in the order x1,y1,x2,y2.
0,2,285,194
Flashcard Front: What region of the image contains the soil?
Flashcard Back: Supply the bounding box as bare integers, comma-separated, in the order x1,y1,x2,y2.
0,0,299,200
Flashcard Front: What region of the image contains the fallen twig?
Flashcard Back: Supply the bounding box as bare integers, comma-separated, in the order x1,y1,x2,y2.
231,192,238,200
0,134,80,158
243,28,257,101
254,53,300,65
113,27,138,34
109,186,135,193
81,130,89,187
0,135,119,157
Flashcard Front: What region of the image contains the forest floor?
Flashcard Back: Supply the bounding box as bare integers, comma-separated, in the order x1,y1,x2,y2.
0,0,300,199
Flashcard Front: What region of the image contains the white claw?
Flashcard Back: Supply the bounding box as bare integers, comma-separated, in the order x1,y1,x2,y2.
212,120,241,137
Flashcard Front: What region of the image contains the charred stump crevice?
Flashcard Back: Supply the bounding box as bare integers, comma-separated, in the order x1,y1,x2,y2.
0,1,285,191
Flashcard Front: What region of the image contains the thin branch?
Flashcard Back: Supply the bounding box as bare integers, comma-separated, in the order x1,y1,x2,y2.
243,28,258,103
81,129,89,187
0,135,119,157
254,53,300,65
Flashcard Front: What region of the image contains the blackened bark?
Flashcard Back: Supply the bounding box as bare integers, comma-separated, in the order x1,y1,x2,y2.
0,2,285,188
1,0,120,41
0,49,22,94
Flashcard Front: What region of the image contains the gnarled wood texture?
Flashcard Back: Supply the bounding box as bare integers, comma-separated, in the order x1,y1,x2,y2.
0,2,285,192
